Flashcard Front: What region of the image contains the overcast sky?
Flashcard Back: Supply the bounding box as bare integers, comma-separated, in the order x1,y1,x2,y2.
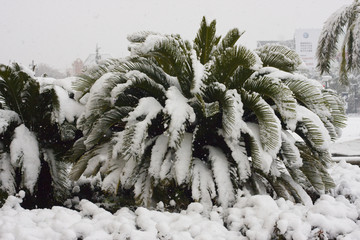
0,0,353,71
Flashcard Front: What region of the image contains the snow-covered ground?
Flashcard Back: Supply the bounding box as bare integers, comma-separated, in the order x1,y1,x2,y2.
330,115,360,157
1,161,360,240
1,116,360,240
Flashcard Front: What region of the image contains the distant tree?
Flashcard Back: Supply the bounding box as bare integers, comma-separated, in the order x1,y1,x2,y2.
0,63,81,208
69,17,346,209
35,63,66,79
317,0,360,85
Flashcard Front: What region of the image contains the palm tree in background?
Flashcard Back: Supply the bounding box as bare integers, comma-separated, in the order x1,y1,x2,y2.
0,63,79,208
69,17,346,209
317,0,360,85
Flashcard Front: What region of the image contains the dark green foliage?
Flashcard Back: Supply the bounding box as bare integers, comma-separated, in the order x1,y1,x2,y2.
0,63,79,208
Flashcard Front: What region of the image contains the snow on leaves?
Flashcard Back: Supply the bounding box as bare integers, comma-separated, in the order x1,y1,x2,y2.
10,125,40,194
0,110,21,135
164,86,195,149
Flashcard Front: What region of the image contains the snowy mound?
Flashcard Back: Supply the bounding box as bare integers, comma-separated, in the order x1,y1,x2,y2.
1,161,360,240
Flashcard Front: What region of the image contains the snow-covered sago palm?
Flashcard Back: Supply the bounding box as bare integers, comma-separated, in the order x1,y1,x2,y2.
317,0,360,85
0,63,82,207
69,17,346,209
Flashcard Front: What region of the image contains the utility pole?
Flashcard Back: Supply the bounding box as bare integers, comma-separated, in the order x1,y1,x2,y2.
95,44,101,64
29,60,36,72
354,83,358,113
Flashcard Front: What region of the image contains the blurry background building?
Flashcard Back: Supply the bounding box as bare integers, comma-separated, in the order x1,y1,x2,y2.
294,29,321,69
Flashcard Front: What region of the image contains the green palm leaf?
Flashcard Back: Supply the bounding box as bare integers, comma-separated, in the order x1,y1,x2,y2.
243,75,297,130
317,1,360,84
43,149,70,202
280,131,302,168
322,89,347,129
113,58,172,90
73,58,126,96
69,144,108,181
215,28,244,55
256,44,302,72
0,63,27,121
84,106,133,149
241,90,282,155
193,16,221,64
146,37,193,97
207,46,259,85
64,137,86,163
296,105,331,150
297,143,335,193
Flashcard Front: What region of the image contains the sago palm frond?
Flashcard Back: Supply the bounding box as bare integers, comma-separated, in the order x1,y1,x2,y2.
321,89,347,130
281,74,329,119
77,73,121,135
280,131,302,168
243,75,297,130
201,83,235,136
84,106,133,149
112,58,172,90
241,89,282,156
164,87,195,148
43,149,70,202
0,63,28,121
73,58,126,96
295,105,331,151
193,16,221,64
125,72,167,105
345,15,360,71
145,37,193,97
317,1,360,84
121,97,163,161
207,46,259,85
256,44,303,73
215,28,244,55
227,66,255,89
297,143,335,194
69,143,108,181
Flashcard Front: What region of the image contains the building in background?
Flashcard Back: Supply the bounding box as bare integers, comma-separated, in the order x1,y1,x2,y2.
294,29,321,70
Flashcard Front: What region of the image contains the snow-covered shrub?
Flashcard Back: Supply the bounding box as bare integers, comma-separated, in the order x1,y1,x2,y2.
0,63,83,207
68,17,346,209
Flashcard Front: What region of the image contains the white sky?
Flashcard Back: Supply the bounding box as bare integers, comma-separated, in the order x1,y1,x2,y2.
0,0,353,71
